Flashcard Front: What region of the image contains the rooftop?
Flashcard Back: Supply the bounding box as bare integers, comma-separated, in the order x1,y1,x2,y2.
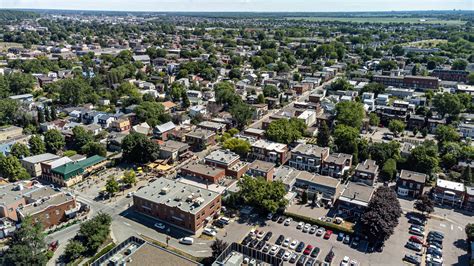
399,170,427,184
292,143,329,158
198,121,226,130
205,150,240,165
0,182,42,207
160,140,189,153
52,155,105,178
252,139,287,153
19,192,75,217
181,162,226,178
355,159,379,174
324,153,352,165
295,171,341,189
339,182,375,207
21,153,60,164
185,128,216,139
436,178,465,192
248,160,275,172
133,178,220,215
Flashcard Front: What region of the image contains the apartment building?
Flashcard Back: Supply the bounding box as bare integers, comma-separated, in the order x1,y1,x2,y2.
321,153,353,178
250,139,289,165
288,143,330,173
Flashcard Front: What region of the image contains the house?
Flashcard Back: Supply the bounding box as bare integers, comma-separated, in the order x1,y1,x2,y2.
247,160,275,182
293,171,342,206
162,101,177,112
50,155,107,187
21,153,60,177
250,139,289,165
336,182,375,218
97,114,115,129
159,140,189,163
185,128,216,151
288,144,329,173
0,126,23,141
111,117,131,132
197,121,226,134
321,153,353,178
189,105,207,117
132,122,152,135
433,179,465,208
464,186,474,212
353,159,379,186
396,170,426,198
0,181,42,221
204,150,248,178
459,123,474,138
132,55,151,65
154,121,176,140
0,134,30,156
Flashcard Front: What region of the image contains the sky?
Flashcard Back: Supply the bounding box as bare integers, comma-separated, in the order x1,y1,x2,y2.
0,0,473,12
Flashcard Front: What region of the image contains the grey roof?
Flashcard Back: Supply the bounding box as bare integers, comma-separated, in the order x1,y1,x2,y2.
155,121,176,133
0,182,45,207
399,170,427,184
339,182,375,206
198,121,226,130
19,192,74,217
249,160,275,172
292,143,329,158
160,140,189,153
355,159,379,174
296,172,341,189
466,186,474,196
21,153,60,164
185,128,215,139
324,153,352,165
133,178,220,215
205,150,239,165
181,162,225,177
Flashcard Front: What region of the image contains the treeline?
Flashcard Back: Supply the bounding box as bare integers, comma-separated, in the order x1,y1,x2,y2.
0,10,39,21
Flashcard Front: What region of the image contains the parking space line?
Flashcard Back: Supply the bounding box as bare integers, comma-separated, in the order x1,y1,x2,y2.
450,224,454,231
458,226,463,231
439,223,446,227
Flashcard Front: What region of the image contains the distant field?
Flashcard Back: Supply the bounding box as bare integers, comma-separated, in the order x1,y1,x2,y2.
286,17,466,25
402,39,448,48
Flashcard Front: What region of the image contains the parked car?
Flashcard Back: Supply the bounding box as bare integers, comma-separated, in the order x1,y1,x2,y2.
242,235,252,246
428,231,445,239
284,218,293,226
340,256,350,266
276,248,286,258
297,255,307,266
306,258,316,266
203,227,216,236
257,230,265,239
324,230,333,240
248,239,259,248
310,247,320,258
427,247,442,257
219,217,231,224
316,228,325,236
290,252,299,263
269,245,279,255
343,235,350,244
297,222,304,229
309,226,317,234
256,240,266,250
213,219,225,228
272,214,280,222
262,243,271,253
410,224,425,232
267,213,274,220
409,236,424,245
295,242,305,253
405,242,422,252
325,250,335,263
351,237,360,248
263,231,273,241
409,217,426,226
283,238,291,247
409,228,424,237
303,245,314,255
426,254,443,264
277,216,285,223
428,241,442,249
337,233,344,241
276,235,285,245
349,259,359,266
303,223,311,233
404,254,421,265
290,240,299,250
283,251,292,261
179,237,194,245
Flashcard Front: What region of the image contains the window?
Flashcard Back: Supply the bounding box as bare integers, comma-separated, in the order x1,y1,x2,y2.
45,213,50,219
55,210,60,216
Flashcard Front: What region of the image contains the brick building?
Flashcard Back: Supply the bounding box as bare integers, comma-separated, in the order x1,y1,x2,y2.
288,143,329,173
247,160,276,181
396,170,426,198
321,153,353,178
250,139,289,165
180,162,226,184
185,128,216,151
204,150,249,178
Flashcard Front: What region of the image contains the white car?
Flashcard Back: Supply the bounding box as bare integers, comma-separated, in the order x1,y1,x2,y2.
179,237,194,245
309,226,317,234
340,256,350,266
283,251,292,261
154,222,165,230
203,227,216,236
284,218,293,226
267,213,273,220
303,224,311,233
316,228,325,236
126,191,135,197
269,245,279,255
297,222,304,229
426,254,443,264
349,259,359,266
257,230,265,239
289,240,299,250
282,238,291,247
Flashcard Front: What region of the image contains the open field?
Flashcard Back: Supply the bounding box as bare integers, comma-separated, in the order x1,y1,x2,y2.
402,39,448,48
286,17,466,25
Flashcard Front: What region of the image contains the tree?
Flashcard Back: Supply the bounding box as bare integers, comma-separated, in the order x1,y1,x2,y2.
452,59,468,70
331,78,354,91
10,143,30,159
433,93,463,118
237,176,288,214
301,191,308,204
58,78,95,105
72,126,94,150
0,98,20,126
64,240,86,262
82,142,107,157
392,45,404,56
266,118,307,145
123,170,137,187
361,83,385,96
461,166,473,185
211,239,228,260
369,113,380,127
222,138,251,156
388,120,405,137
263,85,279,98
317,121,330,147
380,158,397,181
336,101,365,129
50,105,57,120
466,223,474,242
122,132,160,163
230,103,254,130
3,216,48,265
359,186,402,244
257,94,265,104
77,212,111,254
333,125,360,155
37,108,45,123
29,135,46,155
435,125,460,144
106,177,119,196
0,155,30,181
408,141,440,176
44,129,65,154
413,195,435,216
135,101,170,127
468,73,474,85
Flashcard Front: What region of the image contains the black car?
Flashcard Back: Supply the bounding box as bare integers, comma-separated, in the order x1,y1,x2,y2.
428,231,445,239
242,235,252,246
324,250,334,263
272,214,280,222
295,242,305,253
409,217,426,226
296,255,307,266
289,253,299,263
404,254,421,265
264,231,273,241
213,220,225,228
277,216,286,223
248,239,259,248
427,236,443,245
276,248,286,258
255,240,266,250
305,258,316,266
310,247,320,258
276,235,285,245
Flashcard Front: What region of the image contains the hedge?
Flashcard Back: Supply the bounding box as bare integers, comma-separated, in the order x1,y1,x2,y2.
284,212,355,234
84,242,116,265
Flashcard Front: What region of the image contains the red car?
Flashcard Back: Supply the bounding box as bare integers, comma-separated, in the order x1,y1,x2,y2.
409,236,424,245
324,230,333,239
303,245,314,255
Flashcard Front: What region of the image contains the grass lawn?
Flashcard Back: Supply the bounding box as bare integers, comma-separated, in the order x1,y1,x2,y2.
286,17,466,25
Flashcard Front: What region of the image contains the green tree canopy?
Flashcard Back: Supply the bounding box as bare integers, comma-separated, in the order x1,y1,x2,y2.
122,132,160,163
388,120,405,137
333,125,360,155
230,103,254,130
10,143,30,159
28,135,46,155
44,129,65,154
222,138,251,156
0,154,30,182
317,121,331,147
237,176,288,214
266,118,307,144
336,101,365,129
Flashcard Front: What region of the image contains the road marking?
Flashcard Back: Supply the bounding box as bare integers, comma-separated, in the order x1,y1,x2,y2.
123,222,131,226
195,242,208,245
196,250,209,253
451,224,454,231
458,226,463,231
439,223,446,228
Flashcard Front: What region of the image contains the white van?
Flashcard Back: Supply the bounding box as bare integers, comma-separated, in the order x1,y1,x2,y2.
203,227,217,236
219,216,231,224
179,237,194,245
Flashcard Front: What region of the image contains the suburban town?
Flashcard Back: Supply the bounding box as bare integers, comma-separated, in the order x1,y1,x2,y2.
0,3,472,266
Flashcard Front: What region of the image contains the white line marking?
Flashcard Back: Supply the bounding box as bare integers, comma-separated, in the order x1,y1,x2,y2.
439,223,446,228
458,226,463,231
196,250,209,253
451,224,454,231
123,222,131,226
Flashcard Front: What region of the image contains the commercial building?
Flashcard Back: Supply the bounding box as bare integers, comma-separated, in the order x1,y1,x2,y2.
373,75,439,91
50,155,107,187
21,153,60,177
396,170,426,198
133,178,221,235
288,143,330,173
180,162,226,184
